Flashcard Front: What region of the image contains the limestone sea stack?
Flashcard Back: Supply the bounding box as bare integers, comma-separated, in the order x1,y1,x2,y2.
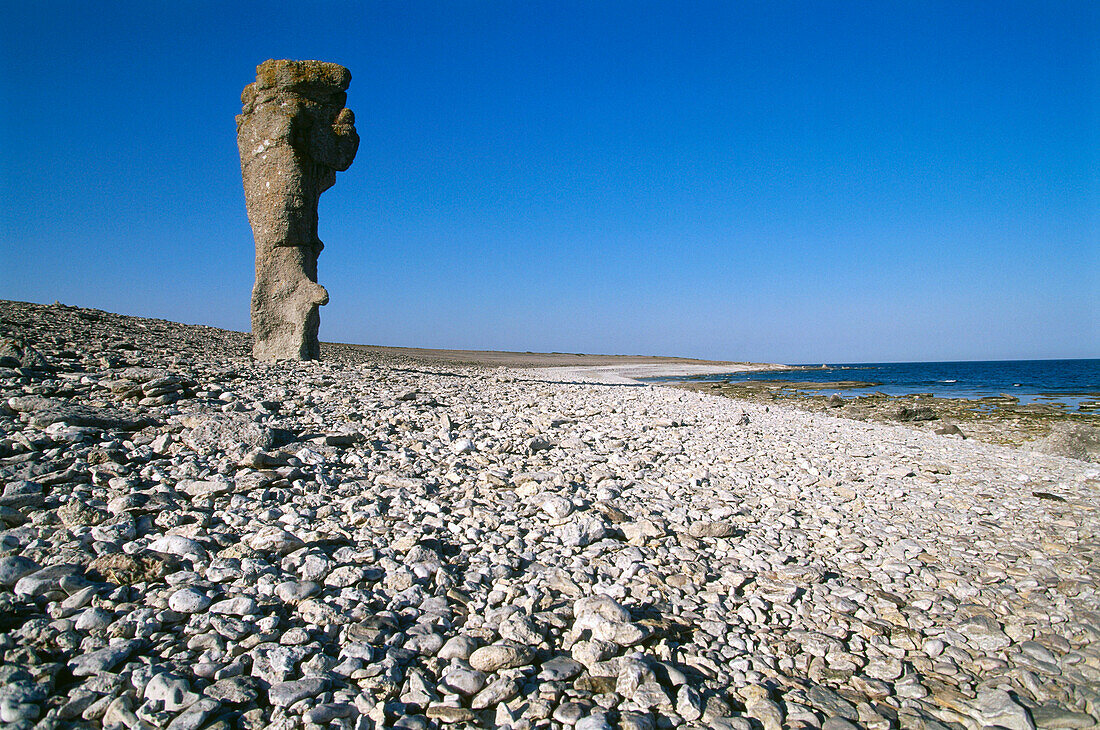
237,59,359,361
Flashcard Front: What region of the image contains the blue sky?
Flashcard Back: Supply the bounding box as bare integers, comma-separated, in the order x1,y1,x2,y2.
2,1,1097,362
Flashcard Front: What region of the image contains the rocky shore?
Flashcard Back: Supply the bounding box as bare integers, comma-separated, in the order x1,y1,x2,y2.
670,381,1100,461
1,299,1098,730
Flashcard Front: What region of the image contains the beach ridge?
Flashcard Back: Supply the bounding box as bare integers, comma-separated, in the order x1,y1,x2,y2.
1,298,1097,728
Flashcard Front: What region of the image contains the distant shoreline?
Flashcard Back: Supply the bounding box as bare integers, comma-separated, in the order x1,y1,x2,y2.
335,343,794,384
336,341,790,376
526,362,792,385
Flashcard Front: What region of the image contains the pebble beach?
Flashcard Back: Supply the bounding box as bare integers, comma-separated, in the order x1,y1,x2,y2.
1,299,1098,730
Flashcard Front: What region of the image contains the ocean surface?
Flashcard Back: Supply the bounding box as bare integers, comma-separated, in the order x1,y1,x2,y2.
648,359,1100,411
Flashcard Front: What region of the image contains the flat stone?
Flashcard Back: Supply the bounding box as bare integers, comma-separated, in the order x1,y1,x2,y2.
180,413,280,451
553,702,588,724
539,655,584,681
209,596,257,615
863,658,903,680
471,677,520,709
268,677,326,707
426,705,477,723
688,520,734,538
619,712,657,730
957,615,1011,651
807,685,858,721
975,688,1035,730
69,639,143,676
0,555,39,587
303,703,356,724
166,698,220,730
440,667,486,696
275,580,320,603
14,563,84,598
149,535,207,560
204,676,259,704
178,479,234,497
0,481,44,509
1030,703,1096,730
576,713,613,730
27,405,152,431
405,632,445,655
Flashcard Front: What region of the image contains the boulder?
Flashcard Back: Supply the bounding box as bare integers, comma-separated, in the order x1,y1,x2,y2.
1032,423,1100,463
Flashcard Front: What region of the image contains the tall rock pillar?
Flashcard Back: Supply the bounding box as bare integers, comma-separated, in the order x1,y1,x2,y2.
237,59,359,361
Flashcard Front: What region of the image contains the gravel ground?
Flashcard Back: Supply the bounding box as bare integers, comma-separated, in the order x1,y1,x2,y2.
1,299,1098,730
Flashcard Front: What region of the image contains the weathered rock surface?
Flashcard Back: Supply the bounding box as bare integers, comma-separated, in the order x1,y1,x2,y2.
0,298,1098,730
1034,422,1100,463
237,59,359,362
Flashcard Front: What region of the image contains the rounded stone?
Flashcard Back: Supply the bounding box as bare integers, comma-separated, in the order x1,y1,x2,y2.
0,556,39,587
468,644,536,672
168,587,212,613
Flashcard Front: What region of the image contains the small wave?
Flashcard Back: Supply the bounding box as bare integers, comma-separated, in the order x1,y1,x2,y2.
939,379,957,383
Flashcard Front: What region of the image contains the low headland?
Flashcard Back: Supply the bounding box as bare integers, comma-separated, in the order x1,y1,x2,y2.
1,299,1098,730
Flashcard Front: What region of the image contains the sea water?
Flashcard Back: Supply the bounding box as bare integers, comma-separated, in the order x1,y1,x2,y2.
649,359,1100,411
